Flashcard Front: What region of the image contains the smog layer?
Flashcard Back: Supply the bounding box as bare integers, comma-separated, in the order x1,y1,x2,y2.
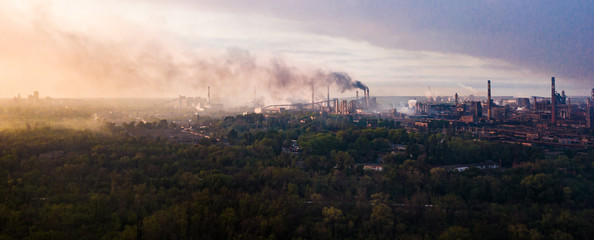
0,2,368,107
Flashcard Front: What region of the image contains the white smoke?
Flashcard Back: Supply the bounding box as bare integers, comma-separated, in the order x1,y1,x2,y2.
425,87,433,102
458,83,479,95
408,99,417,109
394,99,417,115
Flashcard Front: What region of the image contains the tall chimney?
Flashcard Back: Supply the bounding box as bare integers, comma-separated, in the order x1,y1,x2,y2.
487,80,492,121
327,85,330,108
365,88,370,109
363,89,367,109
356,91,359,102
208,86,210,105
455,93,458,105
533,96,537,110
551,77,557,125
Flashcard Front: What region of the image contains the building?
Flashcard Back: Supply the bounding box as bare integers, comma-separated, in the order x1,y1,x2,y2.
517,98,530,108
470,101,482,118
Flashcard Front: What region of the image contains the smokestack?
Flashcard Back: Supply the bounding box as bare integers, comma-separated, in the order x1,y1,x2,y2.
208,86,210,105
533,96,537,110
327,85,330,108
551,77,557,124
488,80,492,121
363,89,367,109
366,88,370,109
455,93,458,105
356,91,359,102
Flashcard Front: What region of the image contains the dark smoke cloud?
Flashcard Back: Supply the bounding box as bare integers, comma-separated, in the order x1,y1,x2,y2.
327,72,367,92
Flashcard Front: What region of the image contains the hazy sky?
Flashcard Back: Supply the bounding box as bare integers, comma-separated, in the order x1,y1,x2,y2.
0,0,592,104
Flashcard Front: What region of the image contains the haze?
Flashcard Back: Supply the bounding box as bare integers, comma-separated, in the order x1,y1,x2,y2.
1,0,592,106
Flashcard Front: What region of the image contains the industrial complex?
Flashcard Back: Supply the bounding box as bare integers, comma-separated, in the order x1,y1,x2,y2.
14,76,592,150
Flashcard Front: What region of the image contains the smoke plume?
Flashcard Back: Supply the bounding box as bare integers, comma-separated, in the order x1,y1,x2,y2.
327,72,367,92
0,1,366,107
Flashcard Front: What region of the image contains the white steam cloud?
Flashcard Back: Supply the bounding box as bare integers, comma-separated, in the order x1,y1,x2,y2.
458,83,479,95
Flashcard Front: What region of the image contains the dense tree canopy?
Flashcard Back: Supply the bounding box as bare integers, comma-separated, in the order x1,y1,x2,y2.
0,111,593,239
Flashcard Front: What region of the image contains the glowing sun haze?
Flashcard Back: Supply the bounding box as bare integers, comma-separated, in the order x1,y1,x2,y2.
1,0,591,105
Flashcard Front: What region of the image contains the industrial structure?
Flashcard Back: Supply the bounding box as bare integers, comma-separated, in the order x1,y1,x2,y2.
262,85,377,114
173,86,223,110
12,91,40,103
164,76,593,149
392,77,594,149
405,78,591,127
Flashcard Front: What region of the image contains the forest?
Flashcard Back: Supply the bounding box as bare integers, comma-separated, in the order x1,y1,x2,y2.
1,110,593,239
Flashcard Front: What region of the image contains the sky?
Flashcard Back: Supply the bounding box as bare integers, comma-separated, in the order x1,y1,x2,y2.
0,0,592,105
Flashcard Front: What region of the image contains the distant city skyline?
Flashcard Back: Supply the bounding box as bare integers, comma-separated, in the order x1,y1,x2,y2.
0,0,592,104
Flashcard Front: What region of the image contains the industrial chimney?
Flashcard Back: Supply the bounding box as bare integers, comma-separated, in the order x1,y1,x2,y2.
551,77,557,125
363,89,367,109
455,93,458,106
487,80,492,121
365,88,370,109
327,85,330,108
